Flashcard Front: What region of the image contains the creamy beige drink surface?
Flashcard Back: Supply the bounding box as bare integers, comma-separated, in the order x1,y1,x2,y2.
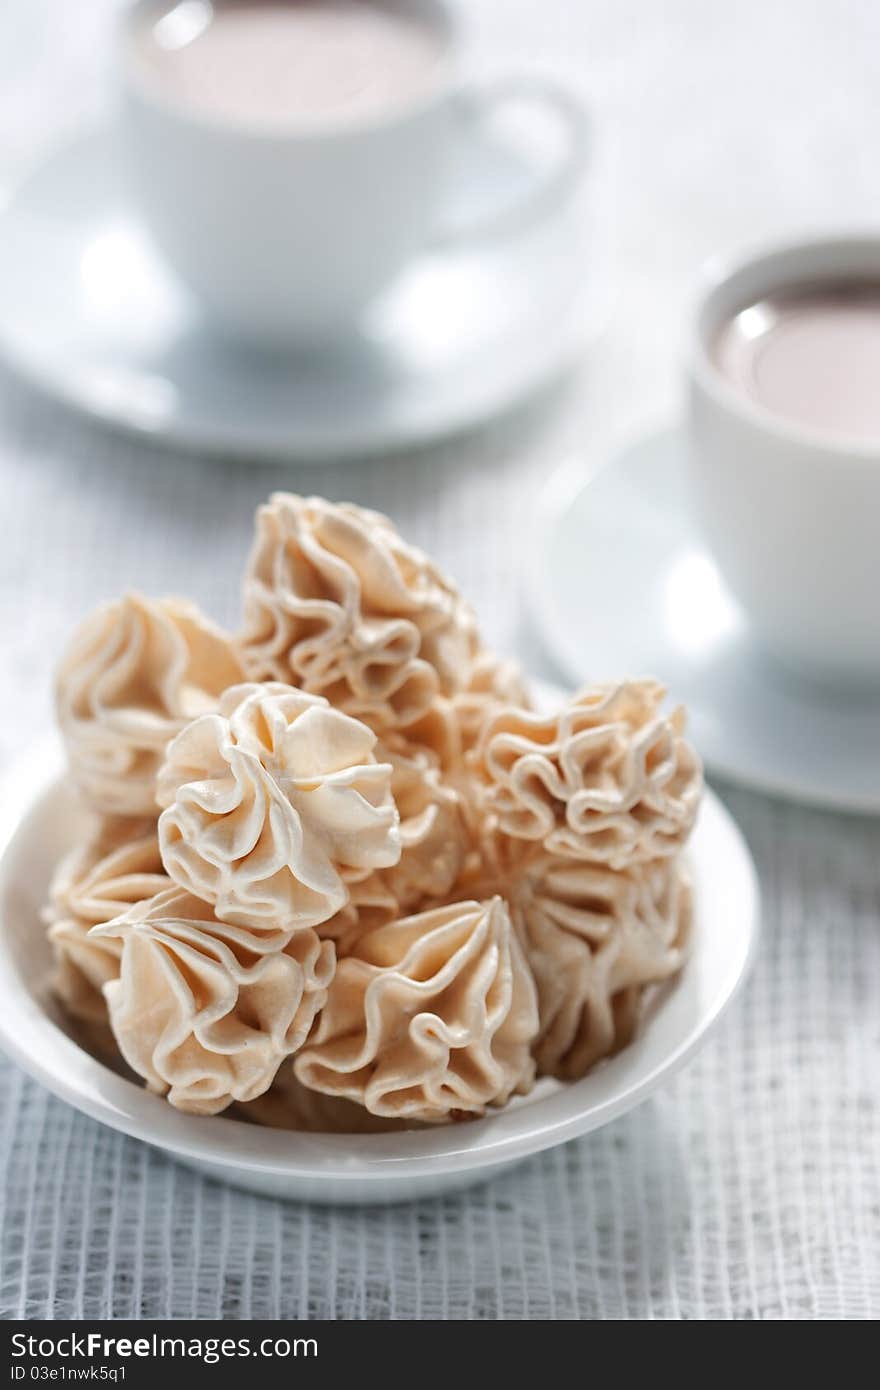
712,280,880,444
131,0,446,128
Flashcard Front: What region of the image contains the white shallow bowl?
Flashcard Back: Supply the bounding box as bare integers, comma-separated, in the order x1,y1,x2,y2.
0,738,759,1205
0,128,607,460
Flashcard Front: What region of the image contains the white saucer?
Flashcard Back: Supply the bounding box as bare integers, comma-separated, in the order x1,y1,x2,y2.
0,721,757,1205
528,427,880,813
0,126,606,460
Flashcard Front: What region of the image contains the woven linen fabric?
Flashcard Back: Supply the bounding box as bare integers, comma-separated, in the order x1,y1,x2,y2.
1,0,880,1320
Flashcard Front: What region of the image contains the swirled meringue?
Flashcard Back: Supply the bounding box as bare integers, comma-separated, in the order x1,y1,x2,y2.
511,855,691,1079
318,742,466,955
295,897,538,1123
477,681,702,869
377,737,466,912
455,650,531,745
44,818,169,1025
94,886,335,1114
157,682,400,930
395,652,531,783
237,495,477,730
56,594,244,816
318,870,400,958
378,656,532,893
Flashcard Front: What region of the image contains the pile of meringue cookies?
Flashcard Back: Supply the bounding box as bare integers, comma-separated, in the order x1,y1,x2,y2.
44,494,703,1131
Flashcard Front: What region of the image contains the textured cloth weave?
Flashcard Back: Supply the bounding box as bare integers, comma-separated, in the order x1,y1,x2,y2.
1,0,879,1320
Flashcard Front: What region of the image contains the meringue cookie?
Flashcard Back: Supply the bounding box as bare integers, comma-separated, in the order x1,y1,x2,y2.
511,855,691,1080
157,682,400,930
373,657,531,901
318,743,466,956
478,681,702,870
295,897,538,1123
395,653,530,780
237,495,477,730
456,651,531,738
95,886,335,1114
376,737,466,913
318,869,400,958
56,594,244,816
44,818,169,1025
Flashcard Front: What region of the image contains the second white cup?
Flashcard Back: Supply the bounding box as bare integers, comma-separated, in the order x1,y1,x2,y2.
687,234,880,690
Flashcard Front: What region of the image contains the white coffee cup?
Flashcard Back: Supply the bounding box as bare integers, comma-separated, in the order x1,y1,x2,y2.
118,0,589,345
687,234,880,690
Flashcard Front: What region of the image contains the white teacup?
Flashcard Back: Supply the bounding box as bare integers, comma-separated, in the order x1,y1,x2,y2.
119,0,589,345
687,234,880,690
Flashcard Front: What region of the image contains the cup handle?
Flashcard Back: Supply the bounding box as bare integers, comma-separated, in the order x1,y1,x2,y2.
434,73,590,245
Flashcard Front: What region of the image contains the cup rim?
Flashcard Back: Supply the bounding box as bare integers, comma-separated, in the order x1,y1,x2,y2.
119,0,459,141
688,229,880,464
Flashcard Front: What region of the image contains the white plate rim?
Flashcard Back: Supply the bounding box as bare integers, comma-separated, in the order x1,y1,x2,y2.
0,734,759,1186
525,421,880,814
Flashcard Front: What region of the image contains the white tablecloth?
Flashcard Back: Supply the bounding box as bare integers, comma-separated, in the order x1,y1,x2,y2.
1,0,878,1320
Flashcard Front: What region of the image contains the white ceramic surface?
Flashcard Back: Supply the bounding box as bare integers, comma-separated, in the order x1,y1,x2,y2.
0,125,603,459
688,234,880,688
121,0,588,343
528,426,880,813
0,729,757,1205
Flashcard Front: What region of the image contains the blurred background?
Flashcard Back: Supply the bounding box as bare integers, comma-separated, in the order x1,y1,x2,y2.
3,0,880,764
